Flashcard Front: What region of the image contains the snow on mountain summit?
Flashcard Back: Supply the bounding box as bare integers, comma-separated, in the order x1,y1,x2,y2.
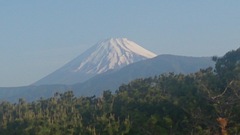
105,38,156,58
34,38,157,85
73,38,157,74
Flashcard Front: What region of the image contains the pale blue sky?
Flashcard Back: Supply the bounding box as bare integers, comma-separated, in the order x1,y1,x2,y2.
0,1,240,87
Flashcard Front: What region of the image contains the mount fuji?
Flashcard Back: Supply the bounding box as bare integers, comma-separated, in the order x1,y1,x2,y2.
0,38,215,102
34,38,157,85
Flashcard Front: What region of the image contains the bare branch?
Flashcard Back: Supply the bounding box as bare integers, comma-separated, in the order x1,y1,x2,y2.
211,81,234,100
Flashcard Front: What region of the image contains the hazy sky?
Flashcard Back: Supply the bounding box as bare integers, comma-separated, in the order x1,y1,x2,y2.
0,1,240,87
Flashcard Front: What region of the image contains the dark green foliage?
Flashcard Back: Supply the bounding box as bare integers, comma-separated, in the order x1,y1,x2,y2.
213,48,240,83
0,48,240,134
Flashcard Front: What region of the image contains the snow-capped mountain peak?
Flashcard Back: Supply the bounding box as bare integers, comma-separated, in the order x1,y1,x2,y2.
34,38,157,85
73,38,157,74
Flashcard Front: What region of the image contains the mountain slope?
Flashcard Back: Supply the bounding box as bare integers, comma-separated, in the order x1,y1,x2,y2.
0,54,214,102
72,54,215,96
34,38,156,85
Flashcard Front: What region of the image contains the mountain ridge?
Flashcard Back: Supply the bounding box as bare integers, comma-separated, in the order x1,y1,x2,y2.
72,54,215,96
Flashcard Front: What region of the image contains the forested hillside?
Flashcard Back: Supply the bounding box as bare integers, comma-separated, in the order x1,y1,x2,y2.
0,48,239,135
